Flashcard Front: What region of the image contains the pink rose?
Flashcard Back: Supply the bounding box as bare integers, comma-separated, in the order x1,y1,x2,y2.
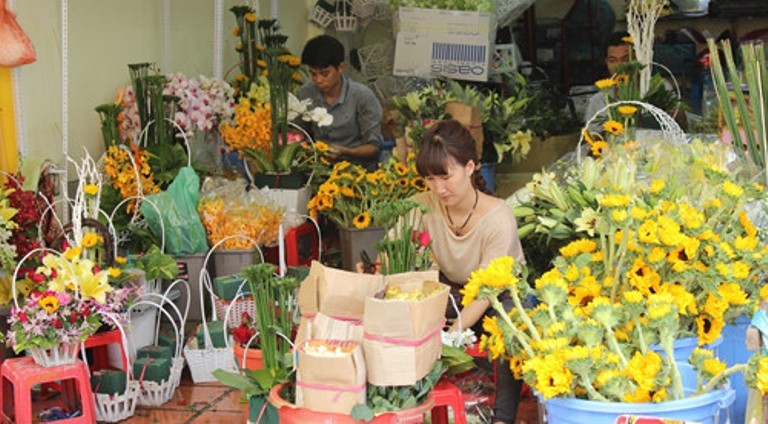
417,231,431,247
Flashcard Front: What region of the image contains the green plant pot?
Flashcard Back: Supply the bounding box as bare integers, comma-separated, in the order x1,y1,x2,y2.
248,395,279,424
252,172,307,189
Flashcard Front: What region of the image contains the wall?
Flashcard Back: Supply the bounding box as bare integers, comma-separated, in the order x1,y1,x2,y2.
12,0,314,180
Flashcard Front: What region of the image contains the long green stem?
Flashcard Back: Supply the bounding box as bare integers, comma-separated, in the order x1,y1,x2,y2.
701,363,747,393
661,341,684,400
489,297,536,357
603,324,629,367
634,317,648,355
580,372,608,401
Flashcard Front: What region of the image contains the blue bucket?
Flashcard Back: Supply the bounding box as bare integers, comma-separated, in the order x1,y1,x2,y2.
719,314,754,424
650,336,723,361
543,363,735,424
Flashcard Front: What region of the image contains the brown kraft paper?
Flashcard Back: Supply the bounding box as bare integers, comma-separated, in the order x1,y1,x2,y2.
444,101,484,159
294,312,364,347
363,279,449,386
296,340,366,414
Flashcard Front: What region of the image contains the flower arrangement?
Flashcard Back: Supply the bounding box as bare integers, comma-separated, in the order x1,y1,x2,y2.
308,154,428,229
102,145,161,213
5,242,135,353
370,198,433,275
3,174,43,268
163,72,236,139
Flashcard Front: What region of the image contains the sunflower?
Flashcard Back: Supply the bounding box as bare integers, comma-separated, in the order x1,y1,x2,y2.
411,177,427,191
591,140,609,157
353,212,371,229
618,105,638,115
38,295,59,314
603,120,624,135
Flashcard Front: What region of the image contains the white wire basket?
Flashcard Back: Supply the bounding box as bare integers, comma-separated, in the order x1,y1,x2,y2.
351,0,377,18
86,312,141,422
310,4,335,28
214,295,256,330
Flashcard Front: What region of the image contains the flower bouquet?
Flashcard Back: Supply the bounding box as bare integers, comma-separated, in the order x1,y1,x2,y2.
369,198,433,275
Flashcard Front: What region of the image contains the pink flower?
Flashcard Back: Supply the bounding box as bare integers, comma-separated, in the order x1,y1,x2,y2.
57,291,72,306
417,231,431,247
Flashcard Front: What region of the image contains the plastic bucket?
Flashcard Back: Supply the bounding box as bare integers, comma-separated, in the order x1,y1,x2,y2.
650,336,723,361
719,313,753,424
269,383,434,423
543,363,735,424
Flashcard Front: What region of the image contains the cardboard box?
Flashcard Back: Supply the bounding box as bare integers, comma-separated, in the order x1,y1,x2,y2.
362,278,448,386
393,7,495,82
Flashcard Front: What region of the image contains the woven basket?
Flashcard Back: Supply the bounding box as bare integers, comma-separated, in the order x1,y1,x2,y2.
94,382,141,422
28,344,80,367
183,335,238,383
351,0,377,18
215,295,256,330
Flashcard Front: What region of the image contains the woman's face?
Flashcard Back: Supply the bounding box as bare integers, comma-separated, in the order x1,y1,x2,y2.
424,158,475,207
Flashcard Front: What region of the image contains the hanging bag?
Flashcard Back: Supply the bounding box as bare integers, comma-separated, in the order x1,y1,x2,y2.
0,0,36,67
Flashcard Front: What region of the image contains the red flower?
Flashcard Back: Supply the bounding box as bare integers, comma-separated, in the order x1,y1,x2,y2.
232,324,256,346
49,268,58,279
81,305,91,317
29,273,45,283
52,318,63,329
69,312,80,323
16,311,28,323
417,231,431,247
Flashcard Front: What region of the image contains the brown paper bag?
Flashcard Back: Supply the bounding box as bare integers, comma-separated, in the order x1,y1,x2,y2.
297,260,388,321
296,340,366,414
363,278,449,386
294,312,364,347
444,101,484,159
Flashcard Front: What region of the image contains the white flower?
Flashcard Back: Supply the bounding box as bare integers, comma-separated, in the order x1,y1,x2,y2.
287,93,312,121
309,107,333,127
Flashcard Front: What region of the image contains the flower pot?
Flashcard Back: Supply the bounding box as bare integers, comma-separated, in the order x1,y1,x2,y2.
542,363,734,424
245,394,279,424
233,344,264,371
338,226,386,272
269,382,434,423
252,172,307,189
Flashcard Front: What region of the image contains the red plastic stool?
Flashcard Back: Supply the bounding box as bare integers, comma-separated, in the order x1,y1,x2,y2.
0,356,97,423
265,221,319,266
430,379,467,424
83,328,128,372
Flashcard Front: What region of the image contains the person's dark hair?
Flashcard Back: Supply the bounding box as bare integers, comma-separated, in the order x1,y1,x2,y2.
301,35,345,68
416,120,491,194
605,31,630,55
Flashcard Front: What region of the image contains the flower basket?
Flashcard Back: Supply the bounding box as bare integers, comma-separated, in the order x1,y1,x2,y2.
543,363,735,424
128,298,186,406
310,3,335,28
215,296,256,330
27,343,80,367
87,312,141,422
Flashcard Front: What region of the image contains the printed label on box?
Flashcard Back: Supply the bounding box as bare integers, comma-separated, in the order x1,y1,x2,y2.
393,7,495,82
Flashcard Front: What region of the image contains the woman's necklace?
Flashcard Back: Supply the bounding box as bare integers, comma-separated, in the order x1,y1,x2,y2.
446,188,479,236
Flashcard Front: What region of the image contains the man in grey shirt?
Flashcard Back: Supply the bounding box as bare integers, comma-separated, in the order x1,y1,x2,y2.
298,35,382,170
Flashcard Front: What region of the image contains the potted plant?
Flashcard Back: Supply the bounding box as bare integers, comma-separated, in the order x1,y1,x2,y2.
213,263,299,423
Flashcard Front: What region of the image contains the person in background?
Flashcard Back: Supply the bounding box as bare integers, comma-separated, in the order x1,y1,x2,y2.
584,31,687,130
298,35,382,170
415,120,525,424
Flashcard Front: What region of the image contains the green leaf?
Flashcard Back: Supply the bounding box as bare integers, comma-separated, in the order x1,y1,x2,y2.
243,148,275,173
137,245,180,280
401,395,417,409
212,370,263,395
350,404,375,422
275,143,303,171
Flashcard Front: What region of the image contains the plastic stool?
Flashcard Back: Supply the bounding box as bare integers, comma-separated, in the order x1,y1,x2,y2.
431,379,467,424
0,356,97,423
83,328,128,372
265,221,319,267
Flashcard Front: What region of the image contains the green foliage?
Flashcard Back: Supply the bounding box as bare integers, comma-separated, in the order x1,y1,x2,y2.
136,245,179,281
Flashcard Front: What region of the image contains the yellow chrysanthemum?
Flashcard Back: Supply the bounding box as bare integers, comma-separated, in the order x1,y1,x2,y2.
38,295,59,314
603,120,624,135
618,105,638,115
84,184,99,196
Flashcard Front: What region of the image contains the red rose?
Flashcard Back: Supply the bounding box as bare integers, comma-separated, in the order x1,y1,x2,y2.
49,268,58,279
81,305,91,316
29,273,45,283
69,312,79,323
52,318,63,329
232,325,255,346
17,312,28,323
417,231,431,247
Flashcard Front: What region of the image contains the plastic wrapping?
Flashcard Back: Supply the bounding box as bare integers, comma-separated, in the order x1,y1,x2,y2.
141,167,208,255
197,177,285,249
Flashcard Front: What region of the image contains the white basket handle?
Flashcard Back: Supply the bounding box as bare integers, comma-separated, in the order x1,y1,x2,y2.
447,292,463,344
578,100,686,165
107,196,166,255
199,235,264,350
79,311,134,392
222,278,255,347
242,121,317,187
138,118,192,169
276,214,322,277
238,330,296,374
128,298,182,360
